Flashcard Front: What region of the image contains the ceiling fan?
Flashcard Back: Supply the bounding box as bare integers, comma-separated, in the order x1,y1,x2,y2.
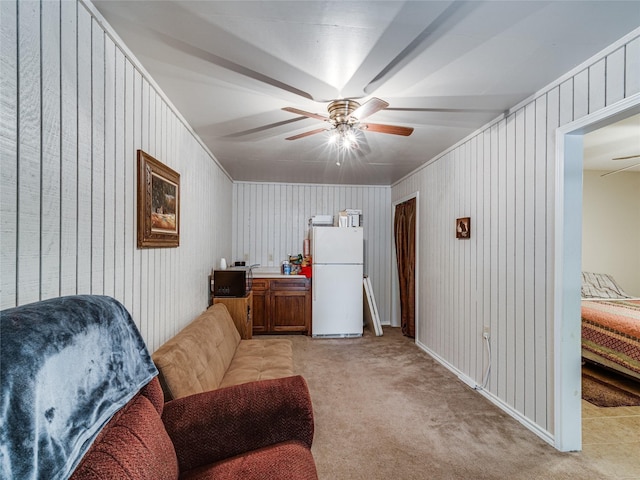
282,97,414,147
601,153,640,177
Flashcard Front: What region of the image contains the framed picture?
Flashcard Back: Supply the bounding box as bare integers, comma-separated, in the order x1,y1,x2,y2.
456,217,470,239
137,150,180,248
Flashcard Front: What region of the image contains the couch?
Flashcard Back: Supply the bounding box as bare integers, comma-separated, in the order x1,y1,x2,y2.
71,375,318,480
152,303,294,400
0,295,318,480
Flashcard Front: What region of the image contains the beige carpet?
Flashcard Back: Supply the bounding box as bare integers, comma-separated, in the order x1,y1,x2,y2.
282,326,615,480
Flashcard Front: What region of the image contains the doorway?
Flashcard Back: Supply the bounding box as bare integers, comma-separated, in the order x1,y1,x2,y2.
554,94,640,451
392,193,419,337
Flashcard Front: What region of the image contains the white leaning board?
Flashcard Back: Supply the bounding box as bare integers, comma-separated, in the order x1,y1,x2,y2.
363,276,383,336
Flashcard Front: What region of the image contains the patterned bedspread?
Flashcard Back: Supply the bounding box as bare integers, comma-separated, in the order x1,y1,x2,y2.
581,299,640,377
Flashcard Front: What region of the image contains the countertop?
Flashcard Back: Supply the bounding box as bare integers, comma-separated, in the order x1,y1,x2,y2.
252,273,307,279
251,268,306,279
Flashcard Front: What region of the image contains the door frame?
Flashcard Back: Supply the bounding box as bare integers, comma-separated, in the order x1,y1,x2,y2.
391,192,419,337
553,92,640,451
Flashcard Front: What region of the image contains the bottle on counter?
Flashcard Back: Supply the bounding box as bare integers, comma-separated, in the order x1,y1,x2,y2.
282,260,291,275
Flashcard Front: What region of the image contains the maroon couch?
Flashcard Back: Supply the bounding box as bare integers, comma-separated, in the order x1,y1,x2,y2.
70,375,318,479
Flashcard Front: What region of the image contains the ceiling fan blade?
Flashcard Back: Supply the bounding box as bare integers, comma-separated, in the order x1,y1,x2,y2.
601,162,640,177
361,123,414,136
386,107,503,114
351,98,389,121
223,117,307,139
285,128,328,141
612,154,640,161
282,107,328,121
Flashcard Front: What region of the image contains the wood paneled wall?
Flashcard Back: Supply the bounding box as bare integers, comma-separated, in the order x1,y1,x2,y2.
0,0,233,352
392,31,640,437
232,182,393,324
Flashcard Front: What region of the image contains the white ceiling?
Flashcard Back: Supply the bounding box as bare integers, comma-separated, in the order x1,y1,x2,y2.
93,1,640,185
583,113,640,174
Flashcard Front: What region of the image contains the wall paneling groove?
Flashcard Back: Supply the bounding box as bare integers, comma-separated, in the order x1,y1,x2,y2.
0,0,233,352
392,29,640,440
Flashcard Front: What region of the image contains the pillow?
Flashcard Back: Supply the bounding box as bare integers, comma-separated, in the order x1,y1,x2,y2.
581,272,631,299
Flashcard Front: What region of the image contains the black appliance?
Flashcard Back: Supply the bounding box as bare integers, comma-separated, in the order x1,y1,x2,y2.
213,268,253,297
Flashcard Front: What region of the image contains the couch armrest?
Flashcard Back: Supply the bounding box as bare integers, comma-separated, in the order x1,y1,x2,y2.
162,375,314,472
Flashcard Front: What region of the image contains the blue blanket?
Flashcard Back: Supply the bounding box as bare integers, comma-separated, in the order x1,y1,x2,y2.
1,295,158,480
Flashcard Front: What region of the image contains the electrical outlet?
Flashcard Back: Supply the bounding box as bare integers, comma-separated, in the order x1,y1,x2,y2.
244,253,249,261
483,326,490,338
268,253,273,262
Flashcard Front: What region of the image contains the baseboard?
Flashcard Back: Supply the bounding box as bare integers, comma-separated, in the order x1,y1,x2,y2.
414,339,556,448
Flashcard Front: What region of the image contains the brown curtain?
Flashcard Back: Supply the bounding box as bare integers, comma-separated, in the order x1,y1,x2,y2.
394,198,416,338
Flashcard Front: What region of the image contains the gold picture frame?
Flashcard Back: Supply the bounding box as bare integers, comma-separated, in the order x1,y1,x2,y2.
137,150,180,248
456,217,470,239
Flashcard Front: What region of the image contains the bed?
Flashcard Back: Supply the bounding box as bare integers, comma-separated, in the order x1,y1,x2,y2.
581,272,640,382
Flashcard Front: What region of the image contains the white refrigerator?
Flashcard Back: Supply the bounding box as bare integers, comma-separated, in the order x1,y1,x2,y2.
311,227,363,337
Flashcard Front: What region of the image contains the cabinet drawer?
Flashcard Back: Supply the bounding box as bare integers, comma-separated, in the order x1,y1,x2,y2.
251,278,270,292
270,278,310,291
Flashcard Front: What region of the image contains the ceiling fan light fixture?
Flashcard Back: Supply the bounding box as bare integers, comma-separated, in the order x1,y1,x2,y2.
344,129,356,142
328,99,360,125
342,137,354,149
283,97,413,145
329,123,358,151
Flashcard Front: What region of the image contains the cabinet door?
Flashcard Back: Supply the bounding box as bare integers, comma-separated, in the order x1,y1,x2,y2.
271,290,309,333
251,279,269,334
213,294,252,339
252,290,269,334
240,292,253,339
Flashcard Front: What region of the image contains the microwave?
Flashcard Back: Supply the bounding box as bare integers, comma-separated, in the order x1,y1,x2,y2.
213,268,253,297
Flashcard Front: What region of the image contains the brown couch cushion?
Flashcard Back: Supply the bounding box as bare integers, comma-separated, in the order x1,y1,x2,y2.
70,378,179,480
153,304,294,400
219,339,294,388
153,304,241,399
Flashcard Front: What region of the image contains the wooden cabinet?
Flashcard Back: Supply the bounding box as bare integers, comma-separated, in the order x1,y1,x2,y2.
251,277,311,335
271,278,311,334
213,291,253,339
251,279,269,334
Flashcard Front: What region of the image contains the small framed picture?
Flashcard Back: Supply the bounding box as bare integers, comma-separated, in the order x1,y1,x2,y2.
456,217,470,239
137,150,180,248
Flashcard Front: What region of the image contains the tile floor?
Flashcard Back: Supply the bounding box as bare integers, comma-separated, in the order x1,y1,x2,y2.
581,370,640,479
